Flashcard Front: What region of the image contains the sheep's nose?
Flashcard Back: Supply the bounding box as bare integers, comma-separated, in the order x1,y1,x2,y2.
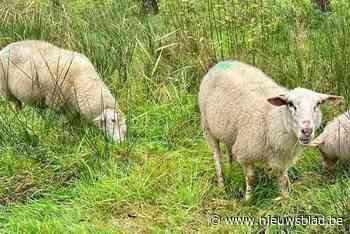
302,120,311,128
301,128,313,137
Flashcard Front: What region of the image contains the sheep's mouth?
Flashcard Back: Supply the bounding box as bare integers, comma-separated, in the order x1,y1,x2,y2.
299,137,311,145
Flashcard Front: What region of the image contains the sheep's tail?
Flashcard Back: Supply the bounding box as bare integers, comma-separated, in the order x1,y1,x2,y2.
307,135,325,147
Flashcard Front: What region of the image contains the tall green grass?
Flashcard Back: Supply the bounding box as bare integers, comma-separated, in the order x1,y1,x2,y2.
0,0,349,233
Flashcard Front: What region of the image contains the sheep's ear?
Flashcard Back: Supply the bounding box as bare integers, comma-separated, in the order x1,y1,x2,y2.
267,95,288,106
319,94,344,106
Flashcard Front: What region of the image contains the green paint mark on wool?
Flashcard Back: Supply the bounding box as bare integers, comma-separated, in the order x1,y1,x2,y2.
209,60,239,74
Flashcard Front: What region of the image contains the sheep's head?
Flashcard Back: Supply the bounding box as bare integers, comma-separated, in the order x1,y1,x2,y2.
93,108,127,143
267,88,343,145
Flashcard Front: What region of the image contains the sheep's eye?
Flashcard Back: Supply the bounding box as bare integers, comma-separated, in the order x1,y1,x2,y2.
111,119,116,123
314,102,321,110
287,102,296,110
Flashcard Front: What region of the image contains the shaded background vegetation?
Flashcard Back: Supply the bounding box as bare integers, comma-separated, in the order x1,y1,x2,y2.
0,0,349,233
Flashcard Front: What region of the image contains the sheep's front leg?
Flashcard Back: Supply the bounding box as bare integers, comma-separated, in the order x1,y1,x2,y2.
10,100,22,112
322,158,337,172
321,151,337,172
205,132,224,187
279,170,290,199
243,163,256,201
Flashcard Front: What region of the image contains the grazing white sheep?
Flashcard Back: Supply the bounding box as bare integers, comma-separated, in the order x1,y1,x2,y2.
198,60,343,200
309,110,350,171
0,40,126,143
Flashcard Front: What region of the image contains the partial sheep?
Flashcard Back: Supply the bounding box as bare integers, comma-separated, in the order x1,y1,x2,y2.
0,40,126,143
198,60,343,200
309,110,350,171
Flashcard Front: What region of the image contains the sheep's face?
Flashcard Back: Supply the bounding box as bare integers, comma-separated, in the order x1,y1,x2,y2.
93,109,127,143
268,88,343,145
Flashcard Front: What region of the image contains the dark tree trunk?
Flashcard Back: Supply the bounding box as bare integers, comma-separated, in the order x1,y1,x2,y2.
313,0,331,12
142,0,159,15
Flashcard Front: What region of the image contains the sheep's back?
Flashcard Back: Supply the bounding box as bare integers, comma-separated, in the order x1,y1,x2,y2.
2,41,109,114
319,113,350,159
4,40,95,82
199,61,286,144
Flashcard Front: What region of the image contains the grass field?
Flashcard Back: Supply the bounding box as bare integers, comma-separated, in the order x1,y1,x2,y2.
0,0,350,233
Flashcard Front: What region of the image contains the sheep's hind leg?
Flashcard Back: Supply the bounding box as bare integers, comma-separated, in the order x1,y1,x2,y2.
204,131,224,187
225,143,236,163
243,163,256,201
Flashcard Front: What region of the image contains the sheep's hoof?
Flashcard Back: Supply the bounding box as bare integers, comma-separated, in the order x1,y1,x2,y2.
321,168,333,177
273,196,284,202
245,196,252,203
216,176,225,188
218,185,225,191
244,191,253,202
274,194,289,202
322,163,335,174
